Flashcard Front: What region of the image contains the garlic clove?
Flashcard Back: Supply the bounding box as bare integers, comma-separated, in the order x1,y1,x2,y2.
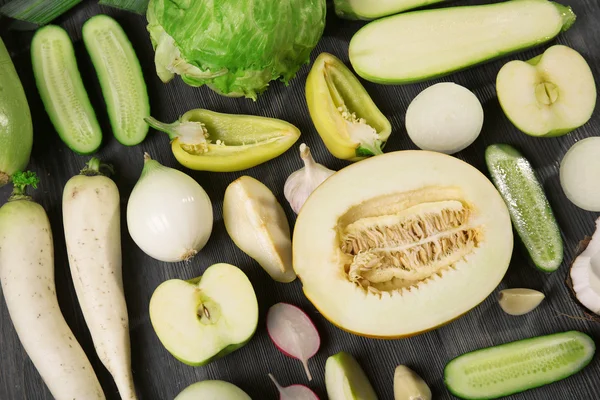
393,365,431,400
498,288,545,316
284,143,335,214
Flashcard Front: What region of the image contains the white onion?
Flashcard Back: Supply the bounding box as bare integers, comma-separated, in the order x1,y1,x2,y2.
560,137,600,212
127,153,213,262
405,82,484,154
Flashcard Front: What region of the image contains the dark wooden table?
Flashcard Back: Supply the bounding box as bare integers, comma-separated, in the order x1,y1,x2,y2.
1,0,599,399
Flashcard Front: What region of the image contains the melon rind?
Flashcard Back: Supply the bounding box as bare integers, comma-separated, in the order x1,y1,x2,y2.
292,150,513,338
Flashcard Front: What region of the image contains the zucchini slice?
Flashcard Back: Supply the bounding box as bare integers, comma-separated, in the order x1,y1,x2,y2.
83,14,150,146
334,0,447,20
444,331,595,399
349,0,576,84
31,25,102,155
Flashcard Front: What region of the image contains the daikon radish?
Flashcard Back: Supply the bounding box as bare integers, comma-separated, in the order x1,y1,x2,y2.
0,172,105,399
63,158,136,399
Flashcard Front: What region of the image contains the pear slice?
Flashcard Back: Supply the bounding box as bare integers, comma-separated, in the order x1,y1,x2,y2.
393,365,431,400
149,263,258,365
496,45,596,137
174,380,251,400
325,352,377,400
498,288,545,316
223,176,296,283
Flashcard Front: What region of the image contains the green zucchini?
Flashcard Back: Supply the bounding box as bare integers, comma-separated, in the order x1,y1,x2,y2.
334,0,447,20
31,25,102,155
485,144,563,272
82,15,150,146
0,37,33,186
349,0,576,84
444,331,595,399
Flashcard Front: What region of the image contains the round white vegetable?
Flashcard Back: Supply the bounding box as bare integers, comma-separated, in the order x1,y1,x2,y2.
127,154,213,262
560,137,600,212
405,82,484,154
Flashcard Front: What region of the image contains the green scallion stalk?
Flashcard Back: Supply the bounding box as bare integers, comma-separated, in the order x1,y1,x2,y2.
0,0,81,25
99,0,149,14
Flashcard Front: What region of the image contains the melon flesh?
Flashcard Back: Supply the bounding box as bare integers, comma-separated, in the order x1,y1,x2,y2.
292,150,513,338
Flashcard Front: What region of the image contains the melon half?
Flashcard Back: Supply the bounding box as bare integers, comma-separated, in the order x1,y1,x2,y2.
292,150,514,338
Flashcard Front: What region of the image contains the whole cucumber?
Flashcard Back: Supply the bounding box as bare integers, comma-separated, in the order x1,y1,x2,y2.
0,38,33,186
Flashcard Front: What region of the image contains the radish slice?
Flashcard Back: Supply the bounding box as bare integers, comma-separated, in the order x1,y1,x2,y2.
268,374,320,400
266,303,321,381
560,137,600,212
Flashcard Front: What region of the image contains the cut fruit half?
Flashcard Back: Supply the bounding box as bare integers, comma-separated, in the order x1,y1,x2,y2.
293,150,513,338
325,352,377,400
149,263,258,365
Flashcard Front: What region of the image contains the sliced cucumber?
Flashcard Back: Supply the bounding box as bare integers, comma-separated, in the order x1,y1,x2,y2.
31,25,102,155
444,331,595,399
334,0,447,20
82,14,150,146
349,0,576,84
485,144,563,272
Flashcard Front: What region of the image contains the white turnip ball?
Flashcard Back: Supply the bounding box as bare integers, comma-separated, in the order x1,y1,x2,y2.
405,82,484,154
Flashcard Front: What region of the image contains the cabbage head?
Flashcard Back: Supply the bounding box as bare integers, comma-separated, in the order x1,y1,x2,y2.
147,0,327,100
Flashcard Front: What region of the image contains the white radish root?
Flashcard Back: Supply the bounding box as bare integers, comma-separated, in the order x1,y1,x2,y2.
63,159,136,399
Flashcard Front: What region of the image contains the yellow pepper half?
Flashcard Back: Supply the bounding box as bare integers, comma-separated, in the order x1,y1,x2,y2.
306,52,392,161
146,109,300,172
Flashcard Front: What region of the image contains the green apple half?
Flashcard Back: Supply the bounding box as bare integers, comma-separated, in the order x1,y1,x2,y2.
325,352,377,400
174,380,251,400
149,263,258,365
496,45,596,137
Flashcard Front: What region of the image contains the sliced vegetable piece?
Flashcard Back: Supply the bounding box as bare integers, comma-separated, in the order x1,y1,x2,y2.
223,176,296,283
146,109,300,172
349,0,576,84
569,217,600,316
83,15,150,146
498,288,545,316
560,137,600,212
334,0,447,20
269,374,320,399
267,303,320,380
393,365,431,400
0,0,81,25
0,172,106,399
0,37,33,186
98,0,149,14
306,52,391,161
485,144,563,272
325,351,378,400
444,331,595,399
31,25,102,155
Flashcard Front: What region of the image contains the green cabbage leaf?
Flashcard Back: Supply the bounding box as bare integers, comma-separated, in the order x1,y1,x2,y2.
147,0,326,100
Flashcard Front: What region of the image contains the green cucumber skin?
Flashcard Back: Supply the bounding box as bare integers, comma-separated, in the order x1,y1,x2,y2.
333,0,448,20
82,15,150,146
31,25,102,155
0,38,33,185
349,0,576,85
444,331,595,399
485,144,563,272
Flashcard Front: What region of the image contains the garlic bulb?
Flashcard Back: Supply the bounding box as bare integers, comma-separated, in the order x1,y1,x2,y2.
284,143,335,214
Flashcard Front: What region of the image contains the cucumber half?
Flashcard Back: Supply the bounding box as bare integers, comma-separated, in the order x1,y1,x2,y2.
31,25,102,155
444,331,595,399
349,0,576,84
334,0,448,20
83,15,150,146
485,144,563,272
